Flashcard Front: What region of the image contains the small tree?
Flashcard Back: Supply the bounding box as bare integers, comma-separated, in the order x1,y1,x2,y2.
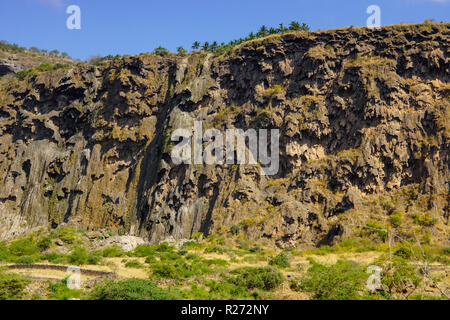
177,46,186,54
300,260,368,300
257,25,268,37
29,46,40,53
191,41,200,51
289,21,301,31
153,46,169,56
49,49,60,56
210,41,218,52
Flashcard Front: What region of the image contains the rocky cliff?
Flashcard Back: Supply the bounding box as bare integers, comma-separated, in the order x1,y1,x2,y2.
0,23,448,247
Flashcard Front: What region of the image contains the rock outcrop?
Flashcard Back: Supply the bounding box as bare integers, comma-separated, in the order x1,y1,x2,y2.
0,23,448,247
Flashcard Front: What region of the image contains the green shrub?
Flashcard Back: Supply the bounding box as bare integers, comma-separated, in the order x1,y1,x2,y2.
300,260,367,300
48,280,82,300
228,266,284,290
153,46,169,57
412,213,437,226
182,241,203,249
53,228,78,244
37,236,52,251
394,246,412,260
16,69,33,80
269,253,290,269
68,247,101,265
204,258,229,267
124,260,144,269
379,256,421,294
133,245,157,257
40,252,68,264
8,238,39,257
203,280,252,300
14,255,37,264
102,245,125,258
151,257,211,279
0,271,30,300
0,242,10,262
230,225,240,236
390,211,403,227
88,278,182,300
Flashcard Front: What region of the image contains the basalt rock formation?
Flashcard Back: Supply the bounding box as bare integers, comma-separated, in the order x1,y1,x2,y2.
0,23,448,248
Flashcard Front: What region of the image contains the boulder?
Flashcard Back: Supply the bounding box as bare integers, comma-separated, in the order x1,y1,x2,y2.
0,60,16,76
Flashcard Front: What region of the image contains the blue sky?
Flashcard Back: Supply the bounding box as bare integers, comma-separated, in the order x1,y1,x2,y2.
0,0,448,60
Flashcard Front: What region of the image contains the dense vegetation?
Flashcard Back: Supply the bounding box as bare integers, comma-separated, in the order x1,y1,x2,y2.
0,40,71,59
0,226,448,300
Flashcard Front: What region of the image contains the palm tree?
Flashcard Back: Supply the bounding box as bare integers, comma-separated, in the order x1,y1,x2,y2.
202,42,210,51
278,23,287,33
257,25,268,37
248,32,256,40
192,41,200,51
211,41,218,52
269,27,278,35
177,46,186,54
289,21,301,31
300,23,310,31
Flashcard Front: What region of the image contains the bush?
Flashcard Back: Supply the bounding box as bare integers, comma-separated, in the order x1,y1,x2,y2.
153,46,169,57
133,244,157,257
380,256,421,295
68,247,101,265
412,213,437,226
201,280,252,300
14,255,37,264
48,280,82,300
88,278,182,300
151,256,211,279
53,228,77,244
394,246,412,260
230,225,240,236
0,271,30,300
102,245,125,258
300,260,367,300
0,242,10,262
40,252,68,264
124,260,144,269
390,211,403,227
269,253,290,268
8,238,39,257
37,236,52,251
228,266,284,290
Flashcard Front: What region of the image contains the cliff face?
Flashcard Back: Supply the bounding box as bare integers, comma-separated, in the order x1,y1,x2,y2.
0,23,448,247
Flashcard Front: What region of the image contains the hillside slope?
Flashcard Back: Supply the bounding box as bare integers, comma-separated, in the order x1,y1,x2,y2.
0,23,448,248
